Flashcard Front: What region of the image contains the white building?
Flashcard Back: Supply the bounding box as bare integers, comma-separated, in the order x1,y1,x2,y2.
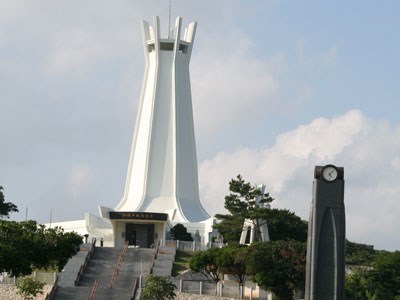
50,16,216,247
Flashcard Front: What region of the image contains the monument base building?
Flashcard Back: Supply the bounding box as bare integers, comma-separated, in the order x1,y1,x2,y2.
50,211,216,248
49,16,216,247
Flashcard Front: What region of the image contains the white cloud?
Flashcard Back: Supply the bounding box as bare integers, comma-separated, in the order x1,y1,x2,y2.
199,110,400,250
275,110,364,160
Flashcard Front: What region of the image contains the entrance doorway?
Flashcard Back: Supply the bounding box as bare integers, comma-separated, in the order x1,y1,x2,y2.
125,223,155,248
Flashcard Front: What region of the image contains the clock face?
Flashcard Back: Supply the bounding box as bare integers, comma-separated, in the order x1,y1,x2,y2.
322,166,338,182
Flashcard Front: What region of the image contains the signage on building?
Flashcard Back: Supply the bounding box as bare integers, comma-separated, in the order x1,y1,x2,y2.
109,211,168,221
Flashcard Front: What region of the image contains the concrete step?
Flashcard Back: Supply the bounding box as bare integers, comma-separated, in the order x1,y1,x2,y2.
53,286,133,300
55,247,156,299
52,286,92,300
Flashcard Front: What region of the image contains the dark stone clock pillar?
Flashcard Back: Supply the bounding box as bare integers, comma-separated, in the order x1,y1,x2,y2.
305,165,345,300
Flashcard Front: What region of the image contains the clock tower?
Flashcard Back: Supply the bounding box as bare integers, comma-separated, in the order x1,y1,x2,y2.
305,165,346,300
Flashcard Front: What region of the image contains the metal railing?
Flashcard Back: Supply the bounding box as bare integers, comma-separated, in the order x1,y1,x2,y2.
109,241,129,288
88,279,99,300
130,276,140,300
149,246,159,275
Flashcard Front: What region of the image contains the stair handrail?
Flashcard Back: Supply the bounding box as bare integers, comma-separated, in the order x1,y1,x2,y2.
109,241,129,288
130,276,140,300
149,246,159,275
75,240,97,286
88,279,99,300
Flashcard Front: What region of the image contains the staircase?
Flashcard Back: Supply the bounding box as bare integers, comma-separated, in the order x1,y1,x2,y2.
53,247,156,300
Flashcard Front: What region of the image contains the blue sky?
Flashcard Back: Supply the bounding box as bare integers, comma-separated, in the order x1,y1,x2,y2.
1,1,400,250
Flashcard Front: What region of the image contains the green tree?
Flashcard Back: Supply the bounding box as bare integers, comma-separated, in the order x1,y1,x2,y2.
346,240,377,266
345,251,400,300
211,213,243,243
170,223,193,241
190,245,249,287
0,220,82,275
214,175,307,244
141,275,176,300
217,244,248,286
345,269,371,300
264,209,308,242
214,175,273,243
0,186,18,218
16,276,45,300
245,240,307,300
39,225,83,271
0,220,35,275
368,251,400,299
189,247,223,282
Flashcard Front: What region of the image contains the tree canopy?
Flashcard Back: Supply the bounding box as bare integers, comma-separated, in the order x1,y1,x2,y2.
217,244,248,286
214,175,273,243
189,245,249,285
189,247,222,282
345,250,400,299
245,240,307,300
0,220,82,276
0,186,18,218
189,240,307,299
214,175,307,244
0,186,82,276
264,209,308,242
345,240,377,266
170,223,193,241
221,175,274,217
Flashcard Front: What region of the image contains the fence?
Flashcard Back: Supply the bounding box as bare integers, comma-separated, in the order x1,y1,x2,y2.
170,279,272,300
138,275,272,300
164,240,225,252
0,271,57,285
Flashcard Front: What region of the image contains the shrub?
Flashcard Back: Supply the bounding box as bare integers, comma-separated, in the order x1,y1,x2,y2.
16,276,45,300
141,275,176,300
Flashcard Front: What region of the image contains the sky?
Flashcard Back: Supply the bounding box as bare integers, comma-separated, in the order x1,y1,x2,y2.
1,1,399,251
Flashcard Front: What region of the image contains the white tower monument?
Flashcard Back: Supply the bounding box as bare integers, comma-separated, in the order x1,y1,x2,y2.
49,16,215,247
115,16,210,223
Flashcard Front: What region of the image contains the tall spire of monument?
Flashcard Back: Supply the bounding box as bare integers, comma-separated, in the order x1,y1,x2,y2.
115,16,210,223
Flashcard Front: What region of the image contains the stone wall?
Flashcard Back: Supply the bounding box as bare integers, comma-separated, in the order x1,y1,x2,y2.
0,286,237,300
175,292,236,300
